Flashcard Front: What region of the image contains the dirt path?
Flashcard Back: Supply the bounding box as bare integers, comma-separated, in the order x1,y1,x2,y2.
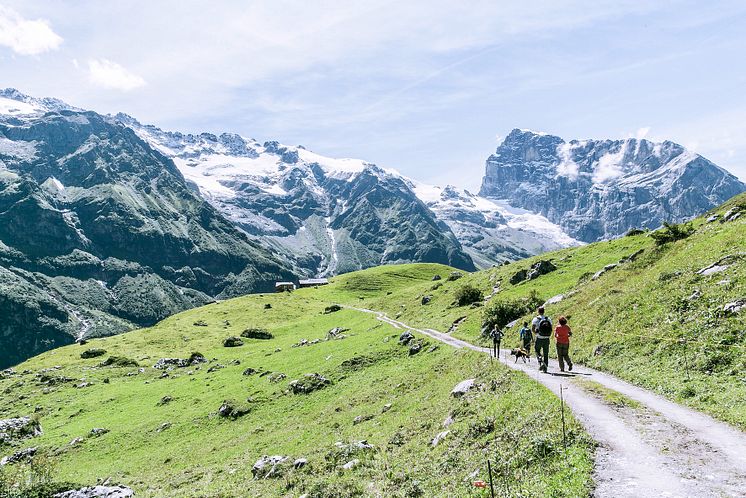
350,307,746,498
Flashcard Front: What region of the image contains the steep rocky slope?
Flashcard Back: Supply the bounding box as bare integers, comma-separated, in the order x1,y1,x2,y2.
120,115,475,275
479,129,746,241
0,91,292,368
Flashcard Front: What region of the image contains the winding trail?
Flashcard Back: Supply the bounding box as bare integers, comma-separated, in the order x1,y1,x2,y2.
350,307,746,498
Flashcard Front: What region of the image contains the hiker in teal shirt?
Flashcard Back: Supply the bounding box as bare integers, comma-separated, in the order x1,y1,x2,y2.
519,321,532,351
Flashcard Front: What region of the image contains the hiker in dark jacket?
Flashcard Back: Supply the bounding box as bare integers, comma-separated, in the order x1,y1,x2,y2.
519,321,532,351
531,307,552,373
490,325,504,359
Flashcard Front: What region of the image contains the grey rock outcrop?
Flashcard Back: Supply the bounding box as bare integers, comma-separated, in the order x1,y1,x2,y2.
54,485,134,497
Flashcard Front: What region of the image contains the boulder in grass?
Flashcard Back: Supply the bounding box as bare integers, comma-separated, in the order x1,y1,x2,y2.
451,379,475,398
241,328,274,340
222,336,244,347
0,446,37,466
0,416,42,444
447,271,463,282
80,348,106,359
53,485,134,498
324,304,342,314
252,455,289,479
431,274,442,281
289,373,331,394
89,428,109,437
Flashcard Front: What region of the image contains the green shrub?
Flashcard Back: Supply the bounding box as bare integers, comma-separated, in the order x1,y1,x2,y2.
99,356,138,367
482,290,543,332
650,221,694,246
625,227,646,236
454,285,483,306
241,328,273,340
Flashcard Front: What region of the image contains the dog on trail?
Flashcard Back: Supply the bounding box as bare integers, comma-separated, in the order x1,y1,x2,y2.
510,348,530,363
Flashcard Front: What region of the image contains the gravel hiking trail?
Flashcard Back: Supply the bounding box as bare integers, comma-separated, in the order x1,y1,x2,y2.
350,307,746,498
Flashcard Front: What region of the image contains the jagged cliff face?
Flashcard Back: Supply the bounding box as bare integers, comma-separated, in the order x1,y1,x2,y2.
0,92,293,368
479,129,746,241
123,116,476,275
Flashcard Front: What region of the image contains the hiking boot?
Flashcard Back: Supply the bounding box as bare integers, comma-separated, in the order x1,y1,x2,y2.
568,363,573,372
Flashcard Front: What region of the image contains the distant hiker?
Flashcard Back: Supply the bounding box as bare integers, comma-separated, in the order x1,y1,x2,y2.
490,325,504,359
554,316,573,372
519,321,532,351
532,307,552,373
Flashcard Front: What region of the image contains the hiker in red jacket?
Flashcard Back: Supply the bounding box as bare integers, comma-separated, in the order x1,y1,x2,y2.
554,316,573,372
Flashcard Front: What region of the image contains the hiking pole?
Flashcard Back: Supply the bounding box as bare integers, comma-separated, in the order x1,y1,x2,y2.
560,384,568,459
487,459,495,498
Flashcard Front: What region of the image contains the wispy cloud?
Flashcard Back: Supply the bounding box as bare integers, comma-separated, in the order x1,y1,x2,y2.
0,5,62,55
87,59,146,91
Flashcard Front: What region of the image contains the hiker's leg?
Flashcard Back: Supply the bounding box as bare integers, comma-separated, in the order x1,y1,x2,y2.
566,344,573,369
534,339,542,363
541,339,549,369
557,344,565,370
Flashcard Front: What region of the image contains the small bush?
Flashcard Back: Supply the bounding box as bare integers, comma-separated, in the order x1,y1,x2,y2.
625,227,646,236
80,348,106,359
454,285,483,306
99,356,138,367
650,221,694,246
482,290,543,331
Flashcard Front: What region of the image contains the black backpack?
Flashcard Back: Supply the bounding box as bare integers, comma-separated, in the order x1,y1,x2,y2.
538,317,552,337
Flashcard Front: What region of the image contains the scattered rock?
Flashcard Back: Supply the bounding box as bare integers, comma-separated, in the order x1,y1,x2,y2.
75,382,93,389
431,430,450,447
421,295,432,305
218,400,250,419
698,263,730,276
154,352,207,370
706,214,720,223
686,289,702,301
69,437,84,446
0,368,15,379
267,372,287,383
264,303,272,309
293,458,308,469
342,459,359,470
193,320,208,327
155,422,171,433
207,364,225,373
593,345,605,356
619,249,644,264
324,304,342,314
431,274,442,281
447,271,463,281
399,331,414,345
723,299,746,315
89,428,109,437
80,348,106,359
722,206,744,222
447,316,467,334
0,446,37,466
242,368,258,376
592,263,618,280
54,486,135,498
326,327,349,340
229,359,241,366
353,414,373,425
252,455,289,479
526,260,557,280
157,396,173,406
382,404,392,413
509,269,528,285
544,294,565,306
289,373,331,394
443,415,455,427
451,379,475,398
408,341,423,355
223,336,244,347
241,328,273,340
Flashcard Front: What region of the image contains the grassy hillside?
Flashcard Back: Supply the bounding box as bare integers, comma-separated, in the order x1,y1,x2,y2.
321,194,746,429
0,265,592,497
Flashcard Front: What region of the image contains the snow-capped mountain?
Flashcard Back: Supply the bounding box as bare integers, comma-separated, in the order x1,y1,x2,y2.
119,114,476,275
410,183,580,268
480,129,746,241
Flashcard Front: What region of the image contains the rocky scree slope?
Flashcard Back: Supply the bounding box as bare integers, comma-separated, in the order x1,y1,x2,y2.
479,128,746,241
0,90,292,368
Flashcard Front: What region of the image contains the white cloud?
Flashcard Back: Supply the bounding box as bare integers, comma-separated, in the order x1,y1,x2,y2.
0,5,62,55
87,59,146,91
555,143,580,180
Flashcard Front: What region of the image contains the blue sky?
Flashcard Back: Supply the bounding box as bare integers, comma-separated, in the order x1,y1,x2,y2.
2,1,746,190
